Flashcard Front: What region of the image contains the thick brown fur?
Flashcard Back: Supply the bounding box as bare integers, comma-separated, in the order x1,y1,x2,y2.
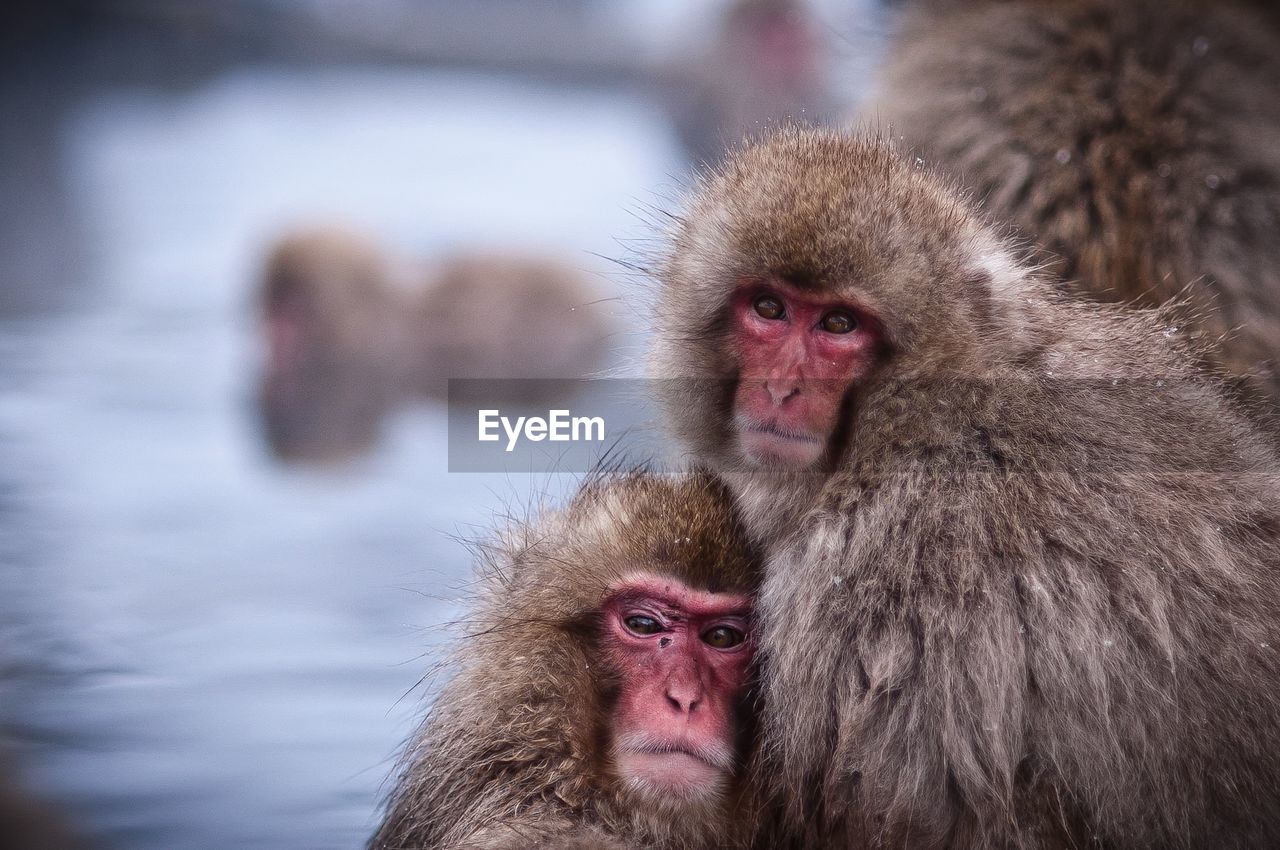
654,128,1280,848
370,471,763,850
865,0,1280,415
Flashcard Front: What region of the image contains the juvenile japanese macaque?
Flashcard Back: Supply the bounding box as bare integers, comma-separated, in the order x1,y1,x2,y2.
667,0,833,166
370,472,763,850
866,0,1280,412
257,229,611,462
653,129,1280,848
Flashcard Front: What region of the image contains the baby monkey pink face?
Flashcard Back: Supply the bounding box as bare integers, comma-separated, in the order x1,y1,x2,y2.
601,575,754,803
731,277,882,468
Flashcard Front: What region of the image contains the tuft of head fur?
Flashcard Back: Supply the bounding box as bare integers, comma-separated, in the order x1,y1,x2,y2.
867,0,1280,421
655,127,1280,848
369,470,762,850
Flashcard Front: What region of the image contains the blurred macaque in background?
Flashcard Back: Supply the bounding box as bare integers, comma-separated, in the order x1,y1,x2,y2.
864,0,1280,416
665,0,836,166
258,228,613,464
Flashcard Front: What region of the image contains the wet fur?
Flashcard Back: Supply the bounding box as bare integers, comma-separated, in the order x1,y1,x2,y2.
370,471,762,850
655,129,1280,848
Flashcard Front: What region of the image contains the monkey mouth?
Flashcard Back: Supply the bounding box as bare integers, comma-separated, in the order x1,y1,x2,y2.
617,749,730,800
614,732,735,796
623,741,730,772
735,416,825,468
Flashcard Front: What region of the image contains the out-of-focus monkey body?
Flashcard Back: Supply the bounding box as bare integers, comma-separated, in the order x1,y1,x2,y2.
654,129,1280,848
867,0,1280,414
259,230,610,392
256,230,612,463
370,472,763,850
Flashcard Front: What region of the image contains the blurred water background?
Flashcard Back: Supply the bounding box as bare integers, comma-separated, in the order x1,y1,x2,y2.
0,1,877,847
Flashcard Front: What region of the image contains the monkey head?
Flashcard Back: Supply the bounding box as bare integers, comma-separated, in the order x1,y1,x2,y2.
655,129,1032,476
600,572,753,806
553,473,761,821
259,228,398,373
371,471,764,850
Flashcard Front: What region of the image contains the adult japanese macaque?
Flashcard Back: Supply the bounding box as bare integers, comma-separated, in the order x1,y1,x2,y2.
865,0,1280,412
257,229,611,462
652,129,1280,848
370,472,763,850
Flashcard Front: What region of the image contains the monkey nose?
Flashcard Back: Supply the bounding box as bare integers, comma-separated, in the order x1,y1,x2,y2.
664,678,704,715
765,379,800,405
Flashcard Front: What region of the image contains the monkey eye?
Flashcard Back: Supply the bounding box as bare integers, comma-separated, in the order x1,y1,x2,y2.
820,310,858,334
701,625,745,649
753,295,785,320
623,615,663,636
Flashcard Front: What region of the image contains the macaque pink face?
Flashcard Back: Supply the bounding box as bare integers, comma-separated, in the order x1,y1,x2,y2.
731,277,881,468
603,575,754,803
